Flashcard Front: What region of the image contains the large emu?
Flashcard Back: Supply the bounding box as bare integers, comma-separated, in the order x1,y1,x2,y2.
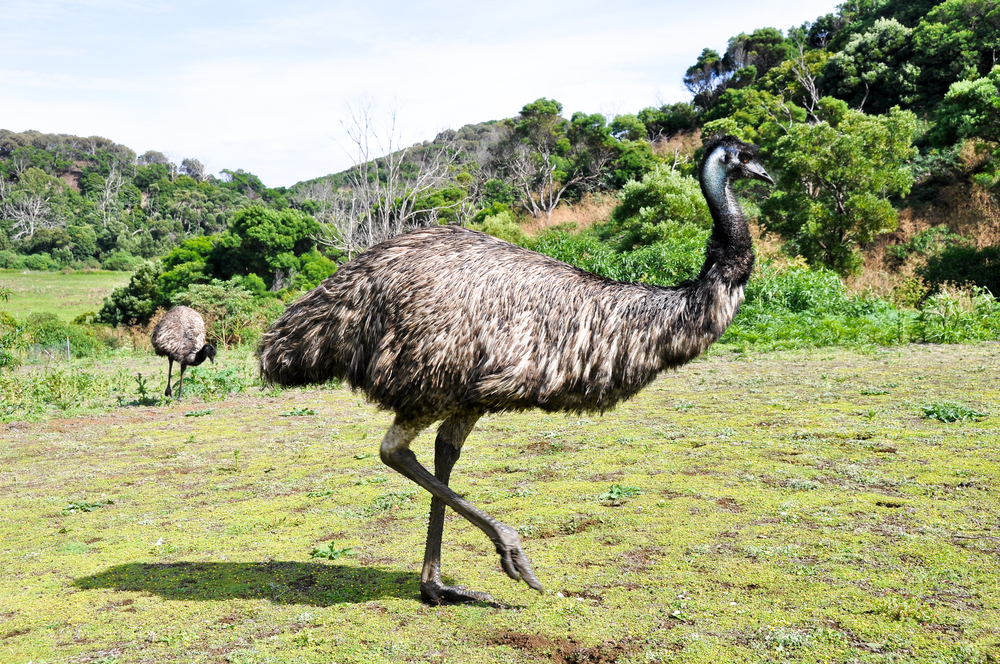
258,134,771,603
151,305,216,400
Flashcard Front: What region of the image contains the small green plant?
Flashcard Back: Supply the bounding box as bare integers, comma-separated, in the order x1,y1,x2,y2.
310,541,355,560
282,407,317,416
61,499,113,515
921,402,988,423
184,408,214,417
365,490,417,515
306,489,335,498
598,484,642,506
118,373,162,407
354,452,376,460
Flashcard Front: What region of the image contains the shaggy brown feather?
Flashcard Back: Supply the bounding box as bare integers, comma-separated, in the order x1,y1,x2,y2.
256,134,771,602
151,306,208,364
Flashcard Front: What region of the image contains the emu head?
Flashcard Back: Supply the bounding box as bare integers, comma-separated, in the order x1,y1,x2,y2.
700,134,773,186
199,344,217,365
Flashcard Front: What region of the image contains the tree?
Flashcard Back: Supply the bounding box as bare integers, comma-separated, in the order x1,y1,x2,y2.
490,99,615,220
933,66,1000,145
180,158,206,181
312,99,462,258
213,205,321,290
762,107,917,274
822,18,921,112
0,167,65,242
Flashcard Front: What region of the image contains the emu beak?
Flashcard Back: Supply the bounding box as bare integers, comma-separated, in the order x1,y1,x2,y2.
746,161,774,185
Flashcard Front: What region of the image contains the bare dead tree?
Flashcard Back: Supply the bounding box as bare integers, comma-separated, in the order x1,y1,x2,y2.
310,100,463,258
789,32,824,124
0,175,62,242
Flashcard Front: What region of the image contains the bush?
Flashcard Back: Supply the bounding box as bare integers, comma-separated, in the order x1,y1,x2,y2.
22,252,60,271
921,245,1000,297
25,313,104,358
601,165,711,251
530,228,705,285
101,250,142,272
97,261,168,327
170,278,285,347
915,286,1000,343
0,250,25,269
470,210,529,247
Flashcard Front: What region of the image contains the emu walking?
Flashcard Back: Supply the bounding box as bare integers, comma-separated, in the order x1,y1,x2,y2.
151,305,216,400
258,135,772,603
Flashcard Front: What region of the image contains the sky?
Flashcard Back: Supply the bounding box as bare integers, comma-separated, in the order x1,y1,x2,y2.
1,0,842,188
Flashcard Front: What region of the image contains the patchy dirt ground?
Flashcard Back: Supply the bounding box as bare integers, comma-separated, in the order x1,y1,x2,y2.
1,343,999,663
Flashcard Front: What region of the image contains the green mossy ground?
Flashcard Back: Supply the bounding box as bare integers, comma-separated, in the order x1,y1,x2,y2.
2,343,999,663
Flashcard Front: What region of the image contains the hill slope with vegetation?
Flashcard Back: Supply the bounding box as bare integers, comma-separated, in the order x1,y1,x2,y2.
2,0,999,377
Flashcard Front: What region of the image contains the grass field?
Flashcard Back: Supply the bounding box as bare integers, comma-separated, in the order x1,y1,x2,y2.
1,342,998,663
0,269,130,321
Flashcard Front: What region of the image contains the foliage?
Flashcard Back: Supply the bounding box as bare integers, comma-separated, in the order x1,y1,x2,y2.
601,165,711,251
920,401,989,423
97,261,167,326
920,244,1000,296
822,18,921,112
914,286,1000,343
761,107,917,274
469,210,528,247
170,278,285,347
212,206,320,289
25,312,103,358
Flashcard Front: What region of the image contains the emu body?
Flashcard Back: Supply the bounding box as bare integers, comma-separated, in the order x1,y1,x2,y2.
258,135,771,603
150,305,216,400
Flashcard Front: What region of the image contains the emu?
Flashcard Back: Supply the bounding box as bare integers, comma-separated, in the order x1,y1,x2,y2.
151,305,216,400
258,134,772,604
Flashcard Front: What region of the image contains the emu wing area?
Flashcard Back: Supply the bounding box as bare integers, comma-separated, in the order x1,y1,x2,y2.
258,226,677,419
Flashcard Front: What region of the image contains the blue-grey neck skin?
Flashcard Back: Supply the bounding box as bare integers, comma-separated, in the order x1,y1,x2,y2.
698,146,754,286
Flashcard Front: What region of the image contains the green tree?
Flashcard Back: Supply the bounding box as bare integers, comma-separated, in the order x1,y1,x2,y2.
823,18,921,113
762,107,918,274
933,66,1000,145
212,206,320,289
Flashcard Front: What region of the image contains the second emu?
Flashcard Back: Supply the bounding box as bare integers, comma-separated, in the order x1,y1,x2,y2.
258,134,772,604
151,305,216,400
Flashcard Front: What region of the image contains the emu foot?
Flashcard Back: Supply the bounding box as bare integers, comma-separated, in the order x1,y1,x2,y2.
493,524,544,593
421,580,494,605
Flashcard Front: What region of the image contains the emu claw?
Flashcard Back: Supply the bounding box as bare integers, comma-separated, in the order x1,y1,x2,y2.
494,525,544,593
421,581,494,605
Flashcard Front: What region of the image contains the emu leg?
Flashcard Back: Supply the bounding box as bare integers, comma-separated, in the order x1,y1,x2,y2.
164,359,173,397
176,364,187,400
380,416,543,599
420,414,491,604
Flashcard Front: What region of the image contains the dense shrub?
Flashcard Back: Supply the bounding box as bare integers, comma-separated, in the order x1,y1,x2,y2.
0,251,25,269
914,286,1000,343
97,261,168,326
101,250,142,272
170,278,286,347
25,312,104,358
22,252,61,271
921,245,1000,297
600,165,711,251
470,210,529,247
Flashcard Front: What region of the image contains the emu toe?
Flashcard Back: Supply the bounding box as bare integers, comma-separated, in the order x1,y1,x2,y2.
493,525,544,593
420,580,495,605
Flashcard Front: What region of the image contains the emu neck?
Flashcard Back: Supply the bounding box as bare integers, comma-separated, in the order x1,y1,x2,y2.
699,161,754,286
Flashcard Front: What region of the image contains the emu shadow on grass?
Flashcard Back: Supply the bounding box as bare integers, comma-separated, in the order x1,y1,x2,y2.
73,561,489,607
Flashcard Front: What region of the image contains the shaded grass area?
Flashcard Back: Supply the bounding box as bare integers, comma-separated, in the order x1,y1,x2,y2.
1,344,999,663
0,269,129,321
